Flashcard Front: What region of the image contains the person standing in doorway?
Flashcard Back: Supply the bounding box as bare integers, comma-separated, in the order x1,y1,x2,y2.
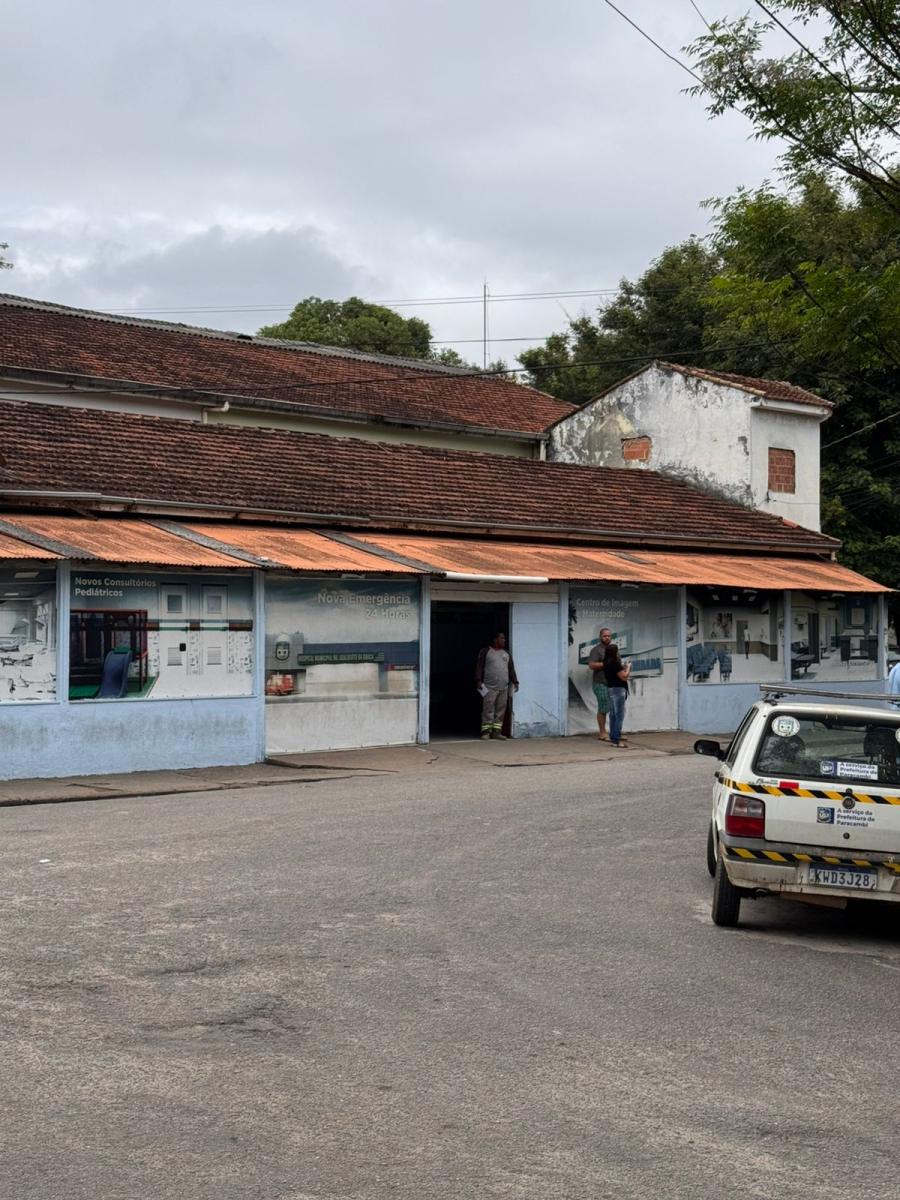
475,632,519,740
603,643,632,748
743,627,751,659
588,627,613,740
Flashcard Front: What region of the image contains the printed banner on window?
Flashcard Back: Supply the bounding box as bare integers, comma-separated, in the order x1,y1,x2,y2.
0,567,57,703
685,588,784,684
789,592,879,681
69,572,253,701
264,579,419,700
568,588,677,733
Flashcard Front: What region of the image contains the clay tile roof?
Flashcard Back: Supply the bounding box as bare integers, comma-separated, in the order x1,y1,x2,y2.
0,294,573,436
659,361,833,409
0,400,838,552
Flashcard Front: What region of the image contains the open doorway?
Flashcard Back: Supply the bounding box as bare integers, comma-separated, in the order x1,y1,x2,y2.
430,601,510,739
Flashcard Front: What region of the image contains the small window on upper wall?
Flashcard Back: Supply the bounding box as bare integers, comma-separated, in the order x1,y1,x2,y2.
768,447,796,494
622,436,651,462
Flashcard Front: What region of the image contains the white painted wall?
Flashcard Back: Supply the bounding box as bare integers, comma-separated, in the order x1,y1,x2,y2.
750,407,821,528
548,364,828,530
2,379,539,457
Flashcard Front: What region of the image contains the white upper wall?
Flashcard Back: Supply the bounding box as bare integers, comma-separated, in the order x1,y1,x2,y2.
547,363,829,530
0,379,540,458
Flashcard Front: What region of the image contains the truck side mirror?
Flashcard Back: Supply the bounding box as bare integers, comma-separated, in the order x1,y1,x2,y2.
694,739,726,760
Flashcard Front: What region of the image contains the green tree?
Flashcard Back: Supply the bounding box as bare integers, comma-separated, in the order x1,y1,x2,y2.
701,176,900,594
517,239,722,403
259,296,433,359
0,242,11,270
686,3,900,208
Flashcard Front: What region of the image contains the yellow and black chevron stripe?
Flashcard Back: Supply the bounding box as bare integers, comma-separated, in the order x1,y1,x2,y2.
723,845,900,871
720,775,900,806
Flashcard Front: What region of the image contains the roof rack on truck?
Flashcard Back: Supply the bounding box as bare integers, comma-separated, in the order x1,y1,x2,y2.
759,683,897,703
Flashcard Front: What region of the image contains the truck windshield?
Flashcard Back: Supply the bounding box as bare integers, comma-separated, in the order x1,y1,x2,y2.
753,713,900,787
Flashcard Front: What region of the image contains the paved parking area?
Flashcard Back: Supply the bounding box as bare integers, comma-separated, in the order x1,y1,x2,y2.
3,752,896,1199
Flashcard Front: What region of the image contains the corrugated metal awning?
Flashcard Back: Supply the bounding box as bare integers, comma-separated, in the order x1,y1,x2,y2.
0,517,887,591
0,527,62,560
348,534,890,593
0,516,424,573
181,524,421,574
6,516,253,568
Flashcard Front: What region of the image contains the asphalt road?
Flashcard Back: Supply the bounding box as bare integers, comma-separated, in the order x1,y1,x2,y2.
2,754,899,1200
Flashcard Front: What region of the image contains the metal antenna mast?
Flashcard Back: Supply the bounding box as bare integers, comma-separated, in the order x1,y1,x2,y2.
483,279,489,370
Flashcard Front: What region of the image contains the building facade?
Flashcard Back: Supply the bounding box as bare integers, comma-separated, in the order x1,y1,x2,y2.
0,296,887,782
548,362,830,530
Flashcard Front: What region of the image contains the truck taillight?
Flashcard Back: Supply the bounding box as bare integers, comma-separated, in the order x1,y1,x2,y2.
725,793,766,838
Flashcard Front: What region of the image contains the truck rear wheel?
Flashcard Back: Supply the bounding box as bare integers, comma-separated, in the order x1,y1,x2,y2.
706,822,717,877
712,857,742,927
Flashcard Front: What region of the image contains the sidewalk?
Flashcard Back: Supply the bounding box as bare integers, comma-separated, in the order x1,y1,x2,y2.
0,730,727,807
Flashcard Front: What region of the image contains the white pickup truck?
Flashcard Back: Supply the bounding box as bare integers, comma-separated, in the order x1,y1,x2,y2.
695,689,900,927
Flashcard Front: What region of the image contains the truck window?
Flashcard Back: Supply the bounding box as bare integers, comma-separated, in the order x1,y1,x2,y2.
725,709,758,767
753,714,900,786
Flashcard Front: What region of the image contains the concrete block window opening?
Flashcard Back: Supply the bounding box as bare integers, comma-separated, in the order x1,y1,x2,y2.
768,447,796,494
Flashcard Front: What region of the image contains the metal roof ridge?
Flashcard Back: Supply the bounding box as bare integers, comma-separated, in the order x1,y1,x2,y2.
142,519,277,568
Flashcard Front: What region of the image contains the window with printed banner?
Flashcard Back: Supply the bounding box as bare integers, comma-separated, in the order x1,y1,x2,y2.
0,567,57,703
788,592,880,681
568,588,678,733
69,572,253,701
686,587,784,685
264,579,420,754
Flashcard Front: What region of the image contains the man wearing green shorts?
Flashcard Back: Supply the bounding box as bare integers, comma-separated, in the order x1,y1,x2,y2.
588,627,613,740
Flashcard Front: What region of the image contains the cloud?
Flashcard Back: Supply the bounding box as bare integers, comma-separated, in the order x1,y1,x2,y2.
1,0,781,350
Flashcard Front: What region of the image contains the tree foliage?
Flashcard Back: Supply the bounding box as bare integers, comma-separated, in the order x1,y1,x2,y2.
686,2,900,208
516,177,900,594
517,239,721,404
258,295,505,372
0,242,11,270
259,296,433,359
703,177,900,594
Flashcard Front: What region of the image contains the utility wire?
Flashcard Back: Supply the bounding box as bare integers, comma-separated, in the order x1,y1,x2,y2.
601,0,706,85
96,288,628,316
823,406,900,448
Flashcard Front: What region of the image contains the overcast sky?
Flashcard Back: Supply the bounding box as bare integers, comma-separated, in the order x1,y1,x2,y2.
2,1,782,362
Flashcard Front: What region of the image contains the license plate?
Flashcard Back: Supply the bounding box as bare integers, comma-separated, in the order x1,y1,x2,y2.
806,865,878,891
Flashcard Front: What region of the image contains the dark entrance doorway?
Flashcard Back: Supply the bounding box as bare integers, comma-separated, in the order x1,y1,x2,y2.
430,601,510,738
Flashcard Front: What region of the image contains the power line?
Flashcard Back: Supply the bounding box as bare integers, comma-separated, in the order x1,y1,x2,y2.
823,407,900,449
431,336,554,345
601,0,706,85
94,288,627,317
614,0,900,214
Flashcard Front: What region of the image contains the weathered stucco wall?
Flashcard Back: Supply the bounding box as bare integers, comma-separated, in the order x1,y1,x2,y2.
549,365,826,530
0,697,262,781
549,365,755,506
